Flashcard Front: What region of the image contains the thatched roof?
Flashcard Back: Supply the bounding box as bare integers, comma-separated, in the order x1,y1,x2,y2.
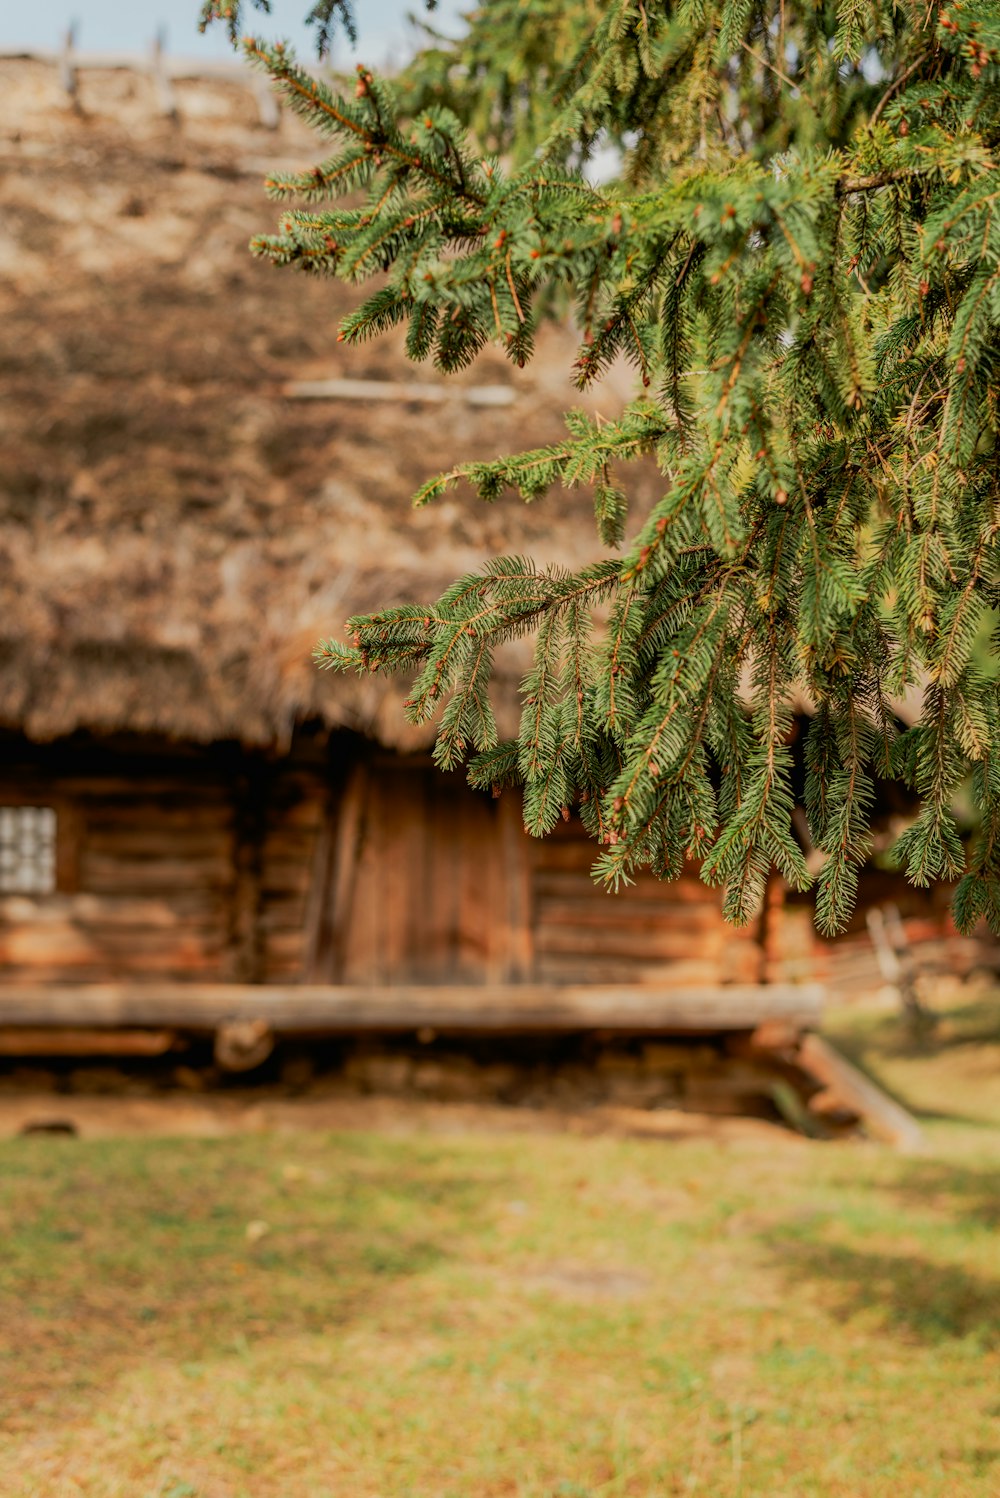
1,56,650,751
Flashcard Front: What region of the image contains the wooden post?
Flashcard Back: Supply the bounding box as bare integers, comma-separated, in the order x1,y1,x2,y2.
302,790,336,981
150,30,178,120
866,904,934,1033
226,761,267,984
60,24,78,101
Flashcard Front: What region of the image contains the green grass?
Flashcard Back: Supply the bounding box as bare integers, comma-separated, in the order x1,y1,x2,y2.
2,997,999,1497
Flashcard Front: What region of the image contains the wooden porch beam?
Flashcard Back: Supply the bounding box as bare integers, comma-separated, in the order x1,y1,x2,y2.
0,981,824,1035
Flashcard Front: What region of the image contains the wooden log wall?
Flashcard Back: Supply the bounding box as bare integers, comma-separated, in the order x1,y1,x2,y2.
529,822,765,987
0,772,239,981
0,737,770,990
0,743,330,986
257,770,326,984
329,763,765,988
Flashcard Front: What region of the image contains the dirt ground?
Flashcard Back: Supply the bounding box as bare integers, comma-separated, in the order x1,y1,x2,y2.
0,1088,796,1145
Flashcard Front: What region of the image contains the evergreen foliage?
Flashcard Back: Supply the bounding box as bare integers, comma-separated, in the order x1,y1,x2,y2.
203,0,1000,934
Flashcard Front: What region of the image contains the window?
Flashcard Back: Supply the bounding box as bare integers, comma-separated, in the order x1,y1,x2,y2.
0,806,57,894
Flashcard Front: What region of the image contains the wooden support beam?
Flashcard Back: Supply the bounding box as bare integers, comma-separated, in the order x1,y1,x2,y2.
0,1027,179,1057
0,981,825,1035
226,762,268,984
798,1033,924,1151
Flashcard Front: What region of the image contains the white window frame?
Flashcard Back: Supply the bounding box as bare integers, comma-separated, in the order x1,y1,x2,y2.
0,804,58,895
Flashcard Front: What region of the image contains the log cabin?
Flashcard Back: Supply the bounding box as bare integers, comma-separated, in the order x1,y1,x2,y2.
0,50,812,1044
0,47,974,1153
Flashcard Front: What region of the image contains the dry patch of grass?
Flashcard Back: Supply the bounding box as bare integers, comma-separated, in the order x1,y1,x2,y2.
1,1002,999,1497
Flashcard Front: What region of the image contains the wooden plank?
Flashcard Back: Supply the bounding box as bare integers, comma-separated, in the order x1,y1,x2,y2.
225,766,266,983
534,956,725,986
300,800,334,982
533,868,717,901
84,830,232,857
44,928,227,955
0,981,825,1034
78,854,234,891
451,783,500,980
86,806,234,831
0,894,199,928
535,927,727,959
501,794,534,980
422,771,462,980
536,900,724,933
266,930,316,962
58,779,231,799
0,1028,177,1057
260,829,319,865
259,861,315,898
325,762,371,982
798,1034,924,1151
380,772,419,981
718,945,767,983
262,887,312,917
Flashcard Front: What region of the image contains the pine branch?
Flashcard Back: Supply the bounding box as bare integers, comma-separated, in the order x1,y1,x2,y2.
210,0,1000,933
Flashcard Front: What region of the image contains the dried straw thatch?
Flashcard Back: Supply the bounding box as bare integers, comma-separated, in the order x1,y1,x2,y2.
1,56,649,750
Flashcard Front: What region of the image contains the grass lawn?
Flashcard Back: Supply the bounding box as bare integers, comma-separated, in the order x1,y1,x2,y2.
1,997,999,1497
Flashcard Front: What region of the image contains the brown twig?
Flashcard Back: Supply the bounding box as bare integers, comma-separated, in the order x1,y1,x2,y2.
868,49,932,132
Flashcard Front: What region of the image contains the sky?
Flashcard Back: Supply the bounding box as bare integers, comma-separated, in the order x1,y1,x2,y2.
2,1,466,68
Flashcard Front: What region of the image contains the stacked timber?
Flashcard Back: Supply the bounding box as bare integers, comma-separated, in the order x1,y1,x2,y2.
531,823,766,987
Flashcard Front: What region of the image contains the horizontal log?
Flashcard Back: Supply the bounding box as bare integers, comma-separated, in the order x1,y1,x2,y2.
533,869,717,902
719,951,766,982
537,900,725,933
85,805,234,831
0,1027,178,1056
0,894,209,929
258,862,315,896
536,954,725,981
58,779,231,799
260,905,309,934
79,855,234,891
535,927,725,959
267,805,325,833
261,842,317,869
261,963,308,982
263,931,307,960
0,981,824,1034
85,830,233,858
